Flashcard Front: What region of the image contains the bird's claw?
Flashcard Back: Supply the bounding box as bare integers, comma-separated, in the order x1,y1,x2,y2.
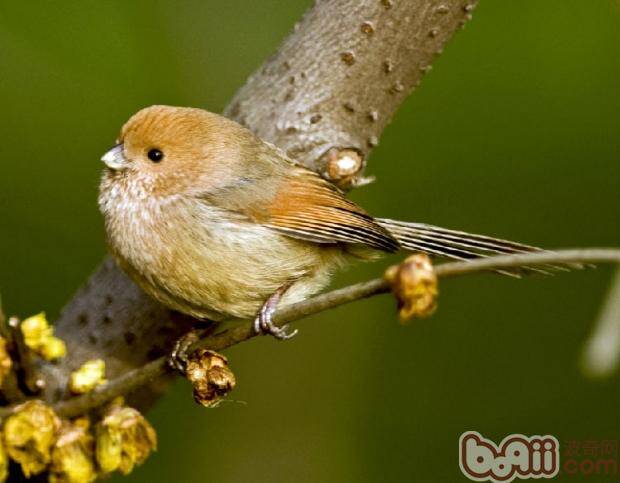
169,329,202,373
253,311,298,340
253,285,298,340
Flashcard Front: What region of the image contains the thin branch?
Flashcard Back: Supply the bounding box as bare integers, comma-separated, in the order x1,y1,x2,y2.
581,267,620,378
0,295,5,330
9,247,613,420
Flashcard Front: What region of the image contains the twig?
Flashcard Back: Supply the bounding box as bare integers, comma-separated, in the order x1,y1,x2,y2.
2,247,613,420
0,298,27,402
0,295,5,334
581,267,620,378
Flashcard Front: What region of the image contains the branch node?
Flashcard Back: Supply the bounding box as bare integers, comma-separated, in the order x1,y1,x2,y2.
322,147,367,190
185,349,236,408
385,254,438,323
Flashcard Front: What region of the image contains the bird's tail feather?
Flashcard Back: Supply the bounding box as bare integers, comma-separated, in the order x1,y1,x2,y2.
376,219,577,276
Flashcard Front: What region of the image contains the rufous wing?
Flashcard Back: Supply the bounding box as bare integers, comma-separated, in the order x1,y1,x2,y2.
264,170,400,252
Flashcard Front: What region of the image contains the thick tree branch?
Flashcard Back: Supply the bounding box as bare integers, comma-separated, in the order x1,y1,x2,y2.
7,248,611,420
225,0,477,174
38,0,478,405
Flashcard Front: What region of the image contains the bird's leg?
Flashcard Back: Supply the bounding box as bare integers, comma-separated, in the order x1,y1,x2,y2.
169,322,214,373
254,282,298,340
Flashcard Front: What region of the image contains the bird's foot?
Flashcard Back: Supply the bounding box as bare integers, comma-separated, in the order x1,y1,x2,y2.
253,284,298,340
169,328,203,373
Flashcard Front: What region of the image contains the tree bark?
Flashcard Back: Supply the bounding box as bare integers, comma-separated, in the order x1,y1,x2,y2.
39,0,478,405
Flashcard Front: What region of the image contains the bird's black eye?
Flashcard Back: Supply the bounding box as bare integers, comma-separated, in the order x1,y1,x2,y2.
147,148,164,163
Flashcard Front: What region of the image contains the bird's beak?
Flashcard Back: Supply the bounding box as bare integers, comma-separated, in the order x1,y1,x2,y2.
101,144,128,170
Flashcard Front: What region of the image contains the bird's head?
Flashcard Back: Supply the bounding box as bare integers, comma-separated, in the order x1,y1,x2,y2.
101,105,251,197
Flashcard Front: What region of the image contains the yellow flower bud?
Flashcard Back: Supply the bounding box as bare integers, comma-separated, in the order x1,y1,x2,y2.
95,403,157,475
50,418,96,483
0,337,13,387
185,349,236,408
40,337,67,361
0,431,8,483
384,253,438,323
20,312,66,361
69,360,106,394
21,312,52,349
3,400,60,477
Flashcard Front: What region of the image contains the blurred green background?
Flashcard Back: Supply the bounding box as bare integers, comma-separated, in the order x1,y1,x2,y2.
1,1,619,482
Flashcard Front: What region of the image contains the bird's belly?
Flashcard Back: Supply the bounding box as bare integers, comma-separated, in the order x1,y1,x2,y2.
119,208,345,320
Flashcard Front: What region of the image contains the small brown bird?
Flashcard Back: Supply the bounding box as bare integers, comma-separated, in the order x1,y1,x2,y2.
99,105,543,339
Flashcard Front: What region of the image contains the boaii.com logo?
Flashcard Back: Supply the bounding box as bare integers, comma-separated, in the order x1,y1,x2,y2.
459,431,560,482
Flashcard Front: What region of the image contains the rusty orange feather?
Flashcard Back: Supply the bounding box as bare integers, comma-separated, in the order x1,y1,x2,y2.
264,171,400,252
